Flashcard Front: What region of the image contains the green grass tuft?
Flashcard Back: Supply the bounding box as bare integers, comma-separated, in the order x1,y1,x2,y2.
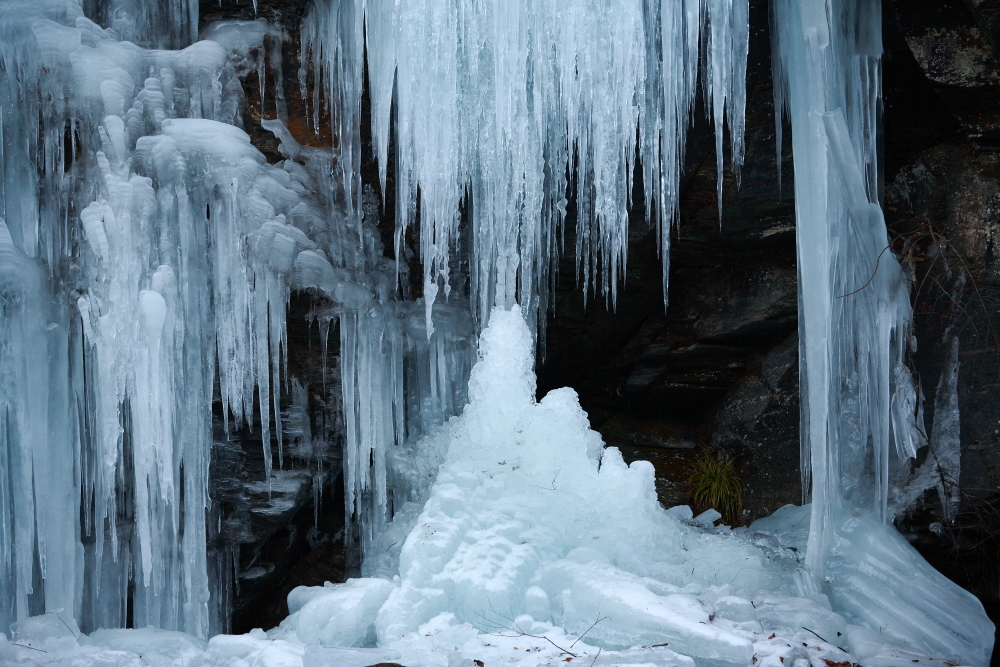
688,448,743,525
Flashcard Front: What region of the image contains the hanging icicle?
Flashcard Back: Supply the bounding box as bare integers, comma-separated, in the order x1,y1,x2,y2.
304,0,749,335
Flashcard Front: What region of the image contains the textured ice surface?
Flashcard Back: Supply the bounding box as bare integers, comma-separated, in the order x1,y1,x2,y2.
271,578,395,647
0,1,994,665
0,1,472,638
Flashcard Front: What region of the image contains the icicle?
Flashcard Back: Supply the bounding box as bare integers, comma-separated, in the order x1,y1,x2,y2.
770,2,992,662
306,0,748,333
89,0,199,50
0,6,337,638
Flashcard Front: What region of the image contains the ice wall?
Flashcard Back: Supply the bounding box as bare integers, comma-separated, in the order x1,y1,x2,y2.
85,0,198,49
305,0,749,336
0,0,295,634
0,0,470,638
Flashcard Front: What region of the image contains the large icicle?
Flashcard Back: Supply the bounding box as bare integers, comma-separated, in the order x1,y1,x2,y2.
772,0,992,662
772,0,913,570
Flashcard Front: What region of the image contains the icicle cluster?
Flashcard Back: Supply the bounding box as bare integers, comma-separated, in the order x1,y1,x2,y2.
87,0,198,49
304,0,749,335
265,118,476,559
0,0,405,638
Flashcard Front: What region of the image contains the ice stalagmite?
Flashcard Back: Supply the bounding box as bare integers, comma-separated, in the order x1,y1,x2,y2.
771,0,993,662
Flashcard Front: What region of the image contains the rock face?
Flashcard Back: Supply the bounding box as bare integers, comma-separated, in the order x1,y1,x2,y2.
196,0,1000,641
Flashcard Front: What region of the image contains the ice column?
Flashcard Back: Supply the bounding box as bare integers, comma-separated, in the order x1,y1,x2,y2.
771,0,923,575
0,1,92,633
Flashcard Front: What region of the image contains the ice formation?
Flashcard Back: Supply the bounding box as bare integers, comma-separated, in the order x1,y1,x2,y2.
0,0,470,638
0,0,995,664
261,307,990,666
771,0,924,572
0,308,992,666
305,0,749,334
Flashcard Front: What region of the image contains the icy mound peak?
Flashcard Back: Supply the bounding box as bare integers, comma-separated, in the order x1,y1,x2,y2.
359,306,791,662
466,305,535,410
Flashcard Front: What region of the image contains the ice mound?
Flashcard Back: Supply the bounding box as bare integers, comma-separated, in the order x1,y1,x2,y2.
270,578,394,647
275,306,993,665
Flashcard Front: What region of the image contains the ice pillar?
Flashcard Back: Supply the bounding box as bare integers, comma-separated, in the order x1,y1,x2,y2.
771,0,916,577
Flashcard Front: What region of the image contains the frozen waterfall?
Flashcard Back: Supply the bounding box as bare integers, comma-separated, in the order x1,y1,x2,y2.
0,0,470,636
0,0,995,665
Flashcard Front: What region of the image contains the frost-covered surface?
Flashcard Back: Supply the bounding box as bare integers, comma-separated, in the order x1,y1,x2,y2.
0,308,992,666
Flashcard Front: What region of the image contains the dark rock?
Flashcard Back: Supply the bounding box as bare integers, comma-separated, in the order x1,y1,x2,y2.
891,0,1000,151
539,0,798,519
